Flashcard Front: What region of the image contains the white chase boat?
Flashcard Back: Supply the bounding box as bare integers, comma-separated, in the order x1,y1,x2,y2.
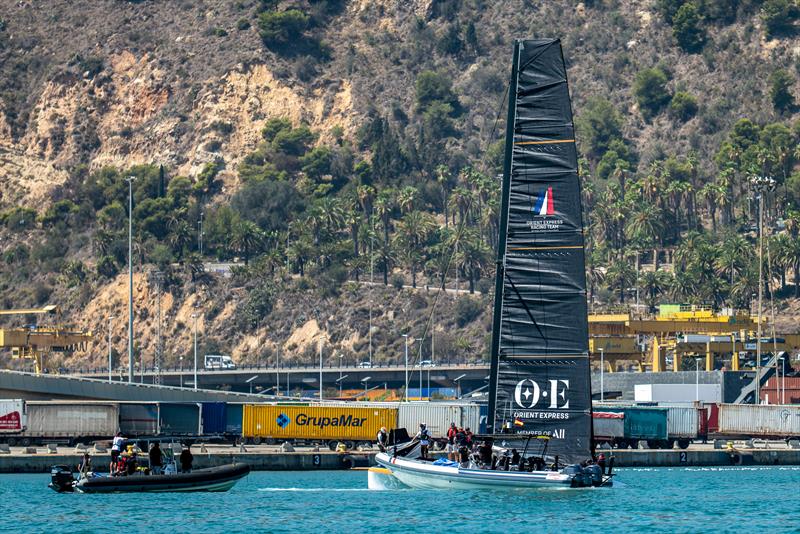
370,38,612,491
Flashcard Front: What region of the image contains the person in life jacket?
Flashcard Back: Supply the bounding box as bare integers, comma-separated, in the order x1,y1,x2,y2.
415,423,431,460
446,423,458,461
376,427,389,452
110,431,126,475
597,453,607,475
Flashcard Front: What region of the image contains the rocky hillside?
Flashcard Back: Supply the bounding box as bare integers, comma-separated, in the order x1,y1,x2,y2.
0,0,799,371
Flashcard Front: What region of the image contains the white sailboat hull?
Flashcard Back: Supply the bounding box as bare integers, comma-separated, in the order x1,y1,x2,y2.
375,453,578,490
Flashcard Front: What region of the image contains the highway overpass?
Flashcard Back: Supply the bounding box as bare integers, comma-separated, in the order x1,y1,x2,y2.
69,363,492,396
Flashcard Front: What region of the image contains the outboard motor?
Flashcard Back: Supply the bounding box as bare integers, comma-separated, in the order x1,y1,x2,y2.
585,463,603,487
562,464,588,487
48,465,76,493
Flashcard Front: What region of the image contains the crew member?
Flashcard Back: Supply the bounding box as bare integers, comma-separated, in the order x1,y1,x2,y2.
477,440,493,467
126,445,138,475
597,453,607,475
180,444,194,473
446,423,458,461
78,452,91,475
149,442,164,475
376,427,389,452
110,431,125,474
415,423,431,460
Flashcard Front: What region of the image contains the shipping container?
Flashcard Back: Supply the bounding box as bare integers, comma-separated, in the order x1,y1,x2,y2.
397,403,480,438
664,406,700,440
119,403,159,436
760,376,800,404
159,403,201,435
201,402,226,435
243,405,397,444
622,407,668,441
592,411,624,442
226,403,244,436
634,384,722,403
12,402,118,444
0,399,26,433
716,404,800,438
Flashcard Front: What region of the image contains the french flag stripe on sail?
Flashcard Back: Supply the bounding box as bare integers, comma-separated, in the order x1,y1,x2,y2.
533,187,554,216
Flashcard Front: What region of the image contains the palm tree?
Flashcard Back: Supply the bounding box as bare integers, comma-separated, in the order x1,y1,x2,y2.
374,188,395,246
397,186,419,214
375,238,396,285
605,259,635,303
639,269,671,311
456,228,491,293
230,220,264,265
714,232,751,291
395,210,436,288
356,184,376,219
435,164,451,228
167,220,192,260
287,234,314,276
625,203,664,269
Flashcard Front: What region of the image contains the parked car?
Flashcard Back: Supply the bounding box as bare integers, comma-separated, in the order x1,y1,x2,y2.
357,361,372,368
415,360,435,368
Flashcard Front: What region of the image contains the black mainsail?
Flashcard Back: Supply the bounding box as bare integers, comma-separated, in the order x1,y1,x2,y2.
487,39,592,463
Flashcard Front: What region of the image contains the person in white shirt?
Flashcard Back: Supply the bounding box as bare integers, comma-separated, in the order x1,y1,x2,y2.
110,432,126,475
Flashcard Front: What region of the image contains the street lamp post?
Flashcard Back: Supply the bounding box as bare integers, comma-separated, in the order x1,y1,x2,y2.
418,338,424,400
453,373,466,399
319,341,323,400
361,376,371,396
192,312,198,391
402,334,411,401
179,356,184,388
107,315,114,383
275,344,280,397
599,348,605,402
750,175,776,405
126,175,136,383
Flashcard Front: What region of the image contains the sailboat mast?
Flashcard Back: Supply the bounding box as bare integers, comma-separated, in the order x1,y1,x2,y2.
487,41,521,432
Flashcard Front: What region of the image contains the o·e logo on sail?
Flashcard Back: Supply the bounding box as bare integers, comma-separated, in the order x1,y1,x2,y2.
514,378,570,409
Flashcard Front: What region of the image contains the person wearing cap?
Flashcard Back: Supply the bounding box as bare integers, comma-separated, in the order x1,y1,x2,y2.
446,422,458,461
376,426,389,452
414,423,431,460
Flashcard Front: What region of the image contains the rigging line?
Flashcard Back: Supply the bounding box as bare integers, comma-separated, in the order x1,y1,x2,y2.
504,271,546,348
410,81,512,370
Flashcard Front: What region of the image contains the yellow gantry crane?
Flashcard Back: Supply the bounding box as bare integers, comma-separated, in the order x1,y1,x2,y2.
0,305,92,373
588,305,770,372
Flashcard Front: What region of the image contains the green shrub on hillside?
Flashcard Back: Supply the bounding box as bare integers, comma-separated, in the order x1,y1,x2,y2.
673,3,707,52
669,91,699,121
415,71,459,113
633,67,672,120
1,207,37,230
769,68,795,112
761,0,800,38
576,97,623,158
258,9,310,45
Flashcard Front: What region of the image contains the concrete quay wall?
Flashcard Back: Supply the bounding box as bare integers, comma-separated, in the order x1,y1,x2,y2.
608,448,800,467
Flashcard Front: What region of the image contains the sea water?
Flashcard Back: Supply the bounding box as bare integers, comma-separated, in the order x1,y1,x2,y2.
0,467,797,533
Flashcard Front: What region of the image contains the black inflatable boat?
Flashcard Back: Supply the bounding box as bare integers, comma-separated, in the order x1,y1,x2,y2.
49,463,250,493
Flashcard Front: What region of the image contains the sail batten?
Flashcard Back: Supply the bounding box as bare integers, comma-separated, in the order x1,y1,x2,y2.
488,39,592,463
